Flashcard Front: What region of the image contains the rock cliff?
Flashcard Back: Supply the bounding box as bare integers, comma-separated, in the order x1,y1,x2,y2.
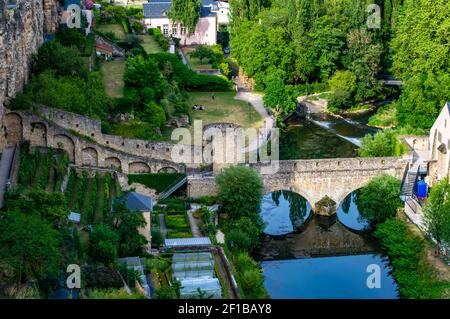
0,0,59,147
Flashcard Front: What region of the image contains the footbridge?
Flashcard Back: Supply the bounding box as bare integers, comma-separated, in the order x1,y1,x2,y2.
188,156,411,211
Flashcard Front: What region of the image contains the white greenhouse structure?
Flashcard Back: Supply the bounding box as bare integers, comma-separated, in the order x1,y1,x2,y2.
172,252,222,299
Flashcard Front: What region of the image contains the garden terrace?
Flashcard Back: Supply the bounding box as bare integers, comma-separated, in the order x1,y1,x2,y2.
64,168,119,225
17,143,69,192
101,60,125,98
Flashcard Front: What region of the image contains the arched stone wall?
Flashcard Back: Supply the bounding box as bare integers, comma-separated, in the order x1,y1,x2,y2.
30,122,47,146
82,147,99,167
129,161,151,173
4,112,23,146
53,134,75,162
158,166,177,173
105,156,122,170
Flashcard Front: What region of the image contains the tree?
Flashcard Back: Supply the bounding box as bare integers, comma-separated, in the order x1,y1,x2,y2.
169,0,201,34
390,0,450,80
395,72,450,129
328,70,357,94
263,73,296,115
3,189,68,226
216,165,263,220
225,230,251,252
231,217,264,249
110,201,148,257
151,229,164,248
357,175,402,224
32,41,87,78
190,45,214,63
328,89,353,111
0,212,61,285
89,224,119,264
142,102,166,128
423,178,450,245
358,129,407,157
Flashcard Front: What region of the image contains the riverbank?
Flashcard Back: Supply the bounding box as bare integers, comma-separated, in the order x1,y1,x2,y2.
374,215,450,298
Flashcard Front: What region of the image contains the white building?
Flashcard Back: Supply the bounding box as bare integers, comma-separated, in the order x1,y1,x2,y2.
143,0,229,46
429,102,450,184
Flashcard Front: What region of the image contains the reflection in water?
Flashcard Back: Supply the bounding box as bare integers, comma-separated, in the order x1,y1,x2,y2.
260,191,311,236
337,191,370,231
262,254,399,299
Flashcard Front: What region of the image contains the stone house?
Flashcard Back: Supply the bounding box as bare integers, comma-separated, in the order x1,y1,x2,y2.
429,102,450,185
143,0,229,46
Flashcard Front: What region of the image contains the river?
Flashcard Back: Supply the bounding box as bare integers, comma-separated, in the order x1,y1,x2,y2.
258,113,399,299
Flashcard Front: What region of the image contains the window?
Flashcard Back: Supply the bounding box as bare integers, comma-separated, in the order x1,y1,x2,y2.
163,24,169,35
180,24,186,35
172,24,177,35
438,131,442,143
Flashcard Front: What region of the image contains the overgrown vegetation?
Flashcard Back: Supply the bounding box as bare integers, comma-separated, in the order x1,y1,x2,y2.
358,129,408,157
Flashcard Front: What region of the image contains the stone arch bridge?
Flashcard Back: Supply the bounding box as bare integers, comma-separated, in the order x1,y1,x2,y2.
188,156,410,211
2,110,185,174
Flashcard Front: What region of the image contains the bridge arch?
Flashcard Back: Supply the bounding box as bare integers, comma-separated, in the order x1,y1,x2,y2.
105,156,122,170
53,134,75,162
263,185,314,210
82,147,99,167
4,112,23,146
129,161,151,173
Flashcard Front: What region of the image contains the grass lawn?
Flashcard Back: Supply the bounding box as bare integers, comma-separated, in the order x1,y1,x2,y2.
96,24,126,40
182,47,216,71
101,60,125,98
188,92,264,129
140,35,162,54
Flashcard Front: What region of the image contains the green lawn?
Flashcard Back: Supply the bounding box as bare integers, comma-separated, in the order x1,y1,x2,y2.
101,60,125,98
188,92,264,129
140,35,162,54
182,47,216,71
96,24,126,40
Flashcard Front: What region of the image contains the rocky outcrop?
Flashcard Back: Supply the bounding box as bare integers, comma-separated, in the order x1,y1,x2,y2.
0,0,59,147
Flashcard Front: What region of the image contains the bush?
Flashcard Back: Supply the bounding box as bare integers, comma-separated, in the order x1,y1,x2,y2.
357,175,402,224
82,265,123,289
328,89,353,111
89,224,119,264
359,129,408,157
226,230,251,252
374,219,449,298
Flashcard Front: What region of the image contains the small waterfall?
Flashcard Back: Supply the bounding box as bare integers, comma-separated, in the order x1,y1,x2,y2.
310,119,363,147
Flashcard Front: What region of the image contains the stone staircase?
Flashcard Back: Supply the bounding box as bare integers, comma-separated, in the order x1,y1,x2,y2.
400,164,427,201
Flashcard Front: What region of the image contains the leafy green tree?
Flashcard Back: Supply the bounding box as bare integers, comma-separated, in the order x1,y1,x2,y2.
225,229,251,252
32,41,87,78
328,89,353,111
390,0,450,80
216,165,263,221
263,73,297,115
190,45,214,63
0,212,61,285
358,129,407,157
151,229,164,247
231,217,264,249
328,70,357,94
3,189,68,226
110,201,148,257
357,175,402,224
423,178,450,245
169,0,201,34
142,102,166,128
89,224,119,264
395,72,450,129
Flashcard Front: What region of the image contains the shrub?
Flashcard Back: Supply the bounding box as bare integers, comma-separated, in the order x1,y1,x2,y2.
89,224,119,264
357,175,402,224
226,230,251,252
359,129,408,157
82,265,123,289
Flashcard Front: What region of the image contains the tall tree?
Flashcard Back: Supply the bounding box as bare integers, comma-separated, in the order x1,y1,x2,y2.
423,178,450,246
169,0,201,34
0,212,61,285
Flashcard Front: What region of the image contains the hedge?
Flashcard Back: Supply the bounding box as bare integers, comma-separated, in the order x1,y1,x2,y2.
150,52,232,91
